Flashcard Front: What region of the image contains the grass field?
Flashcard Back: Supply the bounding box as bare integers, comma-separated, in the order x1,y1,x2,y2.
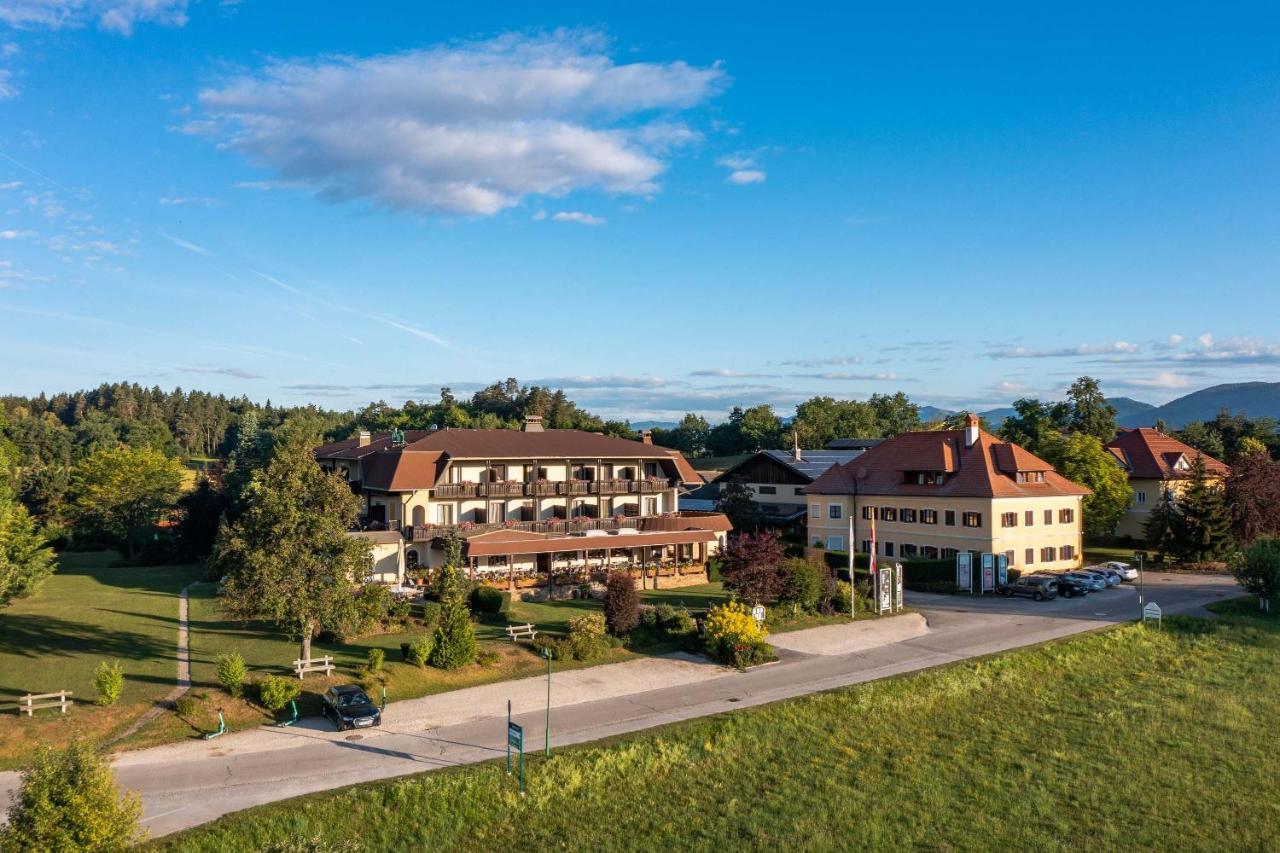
0,553,203,769
158,602,1280,852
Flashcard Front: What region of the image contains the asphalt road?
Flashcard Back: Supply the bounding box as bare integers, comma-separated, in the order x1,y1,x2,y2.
0,572,1239,838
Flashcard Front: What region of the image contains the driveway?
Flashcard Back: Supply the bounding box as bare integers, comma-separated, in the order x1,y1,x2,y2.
0,572,1238,838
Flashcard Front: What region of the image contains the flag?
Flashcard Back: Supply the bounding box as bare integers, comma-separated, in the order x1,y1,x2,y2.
869,512,877,577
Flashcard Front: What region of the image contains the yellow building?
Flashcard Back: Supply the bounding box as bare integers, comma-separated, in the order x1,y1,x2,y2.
805,414,1088,572
315,417,730,587
1104,428,1230,540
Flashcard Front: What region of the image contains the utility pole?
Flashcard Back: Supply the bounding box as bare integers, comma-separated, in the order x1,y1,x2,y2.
543,646,552,756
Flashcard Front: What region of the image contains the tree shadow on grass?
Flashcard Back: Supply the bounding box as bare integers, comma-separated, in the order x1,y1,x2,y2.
0,613,178,663
53,553,204,596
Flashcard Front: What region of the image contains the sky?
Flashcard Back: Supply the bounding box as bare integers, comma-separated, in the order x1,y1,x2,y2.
2,2,1280,422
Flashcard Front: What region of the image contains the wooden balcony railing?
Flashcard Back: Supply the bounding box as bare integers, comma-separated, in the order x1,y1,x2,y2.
434,483,480,498
431,478,674,500
405,510,729,542
631,477,670,493
481,481,525,497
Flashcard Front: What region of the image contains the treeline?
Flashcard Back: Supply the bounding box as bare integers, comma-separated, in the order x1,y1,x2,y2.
651,392,923,457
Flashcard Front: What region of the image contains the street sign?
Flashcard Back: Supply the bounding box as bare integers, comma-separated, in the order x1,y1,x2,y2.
895,561,904,612
980,553,995,593
751,603,766,625
878,565,893,614
996,553,1008,587
1143,601,1162,629
508,721,523,750
956,552,972,593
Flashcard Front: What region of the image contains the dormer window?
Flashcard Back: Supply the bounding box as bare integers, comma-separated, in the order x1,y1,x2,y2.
1173,455,1189,471
904,471,946,485
1015,471,1045,484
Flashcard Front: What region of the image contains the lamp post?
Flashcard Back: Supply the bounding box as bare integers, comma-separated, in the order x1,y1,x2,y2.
542,645,552,756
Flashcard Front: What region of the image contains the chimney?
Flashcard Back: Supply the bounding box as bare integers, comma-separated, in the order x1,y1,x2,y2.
357,429,371,447
963,413,980,448
522,415,544,433
792,429,802,463
641,429,653,445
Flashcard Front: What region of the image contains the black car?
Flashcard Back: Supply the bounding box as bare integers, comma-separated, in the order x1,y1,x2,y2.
1054,574,1090,599
997,575,1059,601
322,685,382,731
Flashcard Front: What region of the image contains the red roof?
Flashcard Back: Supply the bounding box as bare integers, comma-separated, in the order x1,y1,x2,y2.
466,529,718,558
1104,428,1230,480
805,428,1089,499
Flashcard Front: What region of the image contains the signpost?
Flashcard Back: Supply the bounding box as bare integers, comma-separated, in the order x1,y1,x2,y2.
980,553,995,595
751,603,766,625
894,562,904,612
1143,601,1162,629
878,565,893,614
506,703,525,795
956,552,972,594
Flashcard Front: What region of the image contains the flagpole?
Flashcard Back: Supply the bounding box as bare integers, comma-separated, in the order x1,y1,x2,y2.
848,514,855,621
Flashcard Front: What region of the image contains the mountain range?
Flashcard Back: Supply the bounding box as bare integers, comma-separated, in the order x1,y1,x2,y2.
920,382,1280,430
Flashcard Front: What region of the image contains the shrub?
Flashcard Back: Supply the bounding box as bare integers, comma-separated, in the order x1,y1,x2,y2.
407,636,433,668
469,585,507,615
704,601,773,670
831,580,853,614
780,558,823,612
430,567,478,670
604,572,640,634
414,601,442,631
567,613,610,661
350,583,394,636
258,676,301,712
638,605,660,629
0,740,143,850
719,531,787,603
366,647,385,673
477,649,501,667
173,694,197,718
533,636,572,661
1233,536,1280,612
387,596,411,629
93,660,124,706
215,652,247,698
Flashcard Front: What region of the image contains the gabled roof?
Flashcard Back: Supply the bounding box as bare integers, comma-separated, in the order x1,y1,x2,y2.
824,438,884,451
712,449,864,485
315,431,434,460
1104,428,1230,480
361,450,446,491
805,428,1088,499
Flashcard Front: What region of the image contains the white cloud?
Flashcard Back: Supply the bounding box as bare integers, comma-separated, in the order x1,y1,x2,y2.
178,365,263,380
1197,332,1213,348
0,68,17,100
1108,372,1194,390
1168,336,1280,366
0,0,187,34
726,169,766,185
159,195,216,206
551,211,604,226
1168,334,1184,346
0,228,33,239
188,29,727,216
0,181,22,190
157,230,209,255
997,380,1029,393
778,355,862,367
717,151,770,185
374,316,453,350
990,341,1140,359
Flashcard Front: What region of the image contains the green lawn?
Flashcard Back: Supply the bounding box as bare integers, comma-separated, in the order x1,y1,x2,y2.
157,603,1280,852
0,552,204,767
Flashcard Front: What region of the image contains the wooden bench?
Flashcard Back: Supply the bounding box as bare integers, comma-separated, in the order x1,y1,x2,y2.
505,624,538,642
18,690,73,716
293,655,335,679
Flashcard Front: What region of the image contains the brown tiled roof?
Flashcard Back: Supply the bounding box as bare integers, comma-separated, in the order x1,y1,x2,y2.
662,448,704,485
315,431,434,460
466,529,718,558
361,451,446,491
1105,428,1230,480
805,428,1088,499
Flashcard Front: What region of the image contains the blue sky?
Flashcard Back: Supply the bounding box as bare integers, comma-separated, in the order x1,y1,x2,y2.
2,2,1279,421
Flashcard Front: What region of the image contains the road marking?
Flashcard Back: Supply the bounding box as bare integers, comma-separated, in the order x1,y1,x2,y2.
140,806,189,823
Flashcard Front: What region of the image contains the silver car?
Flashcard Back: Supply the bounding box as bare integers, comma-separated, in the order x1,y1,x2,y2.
1079,568,1120,587
1063,571,1107,592
1105,561,1139,581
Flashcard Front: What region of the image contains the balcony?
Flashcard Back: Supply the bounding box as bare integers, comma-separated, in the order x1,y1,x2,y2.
406,510,730,542
631,477,670,493
590,478,633,495
431,477,674,500
434,483,480,499
481,481,525,497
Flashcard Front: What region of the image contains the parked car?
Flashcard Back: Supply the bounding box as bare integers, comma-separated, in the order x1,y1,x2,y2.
1105,561,1139,581
322,685,382,731
997,574,1059,601
1054,574,1091,598
1077,568,1120,588
1063,571,1107,592
1092,567,1124,586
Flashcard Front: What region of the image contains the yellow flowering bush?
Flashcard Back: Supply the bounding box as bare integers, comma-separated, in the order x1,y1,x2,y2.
704,601,774,669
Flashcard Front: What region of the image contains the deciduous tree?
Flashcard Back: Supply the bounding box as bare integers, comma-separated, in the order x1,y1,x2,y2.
719,530,787,603
1066,376,1117,442
0,472,56,606
1043,432,1132,536
68,445,183,557
1232,536,1280,612
212,436,369,661
716,478,761,533
1224,449,1280,543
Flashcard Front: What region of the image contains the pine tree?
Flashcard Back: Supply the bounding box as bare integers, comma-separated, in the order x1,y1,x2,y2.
429,564,478,670
0,475,56,606
1143,488,1183,559
1177,456,1232,561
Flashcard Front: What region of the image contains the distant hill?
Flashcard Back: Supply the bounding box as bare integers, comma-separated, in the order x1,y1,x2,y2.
1119,382,1280,428
978,407,1017,425
631,420,677,431
918,405,956,423
1108,396,1157,424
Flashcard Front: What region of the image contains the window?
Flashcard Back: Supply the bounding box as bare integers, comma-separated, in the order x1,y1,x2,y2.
1136,491,1147,505
436,504,454,525
810,503,821,518
758,485,777,495
1001,512,1018,528
921,509,938,525
794,487,805,496
826,535,844,551
901,508,917,523
645,497,658,515
881,507,898,522
901,544,918,557
1025,510,1034,526
1004,550,1016,567
942,548,958,559
860,540,872,554
883,542,895,557
862,506,877,520
1041,546,1057,562
921,545,939,558
962,512,982,528
1025,548,1035,565
945,510,956,526
829,504,842,519
1044,509,1053,525
1061,545,1076,560
1059,508,1074,524
1016,471,1045,483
